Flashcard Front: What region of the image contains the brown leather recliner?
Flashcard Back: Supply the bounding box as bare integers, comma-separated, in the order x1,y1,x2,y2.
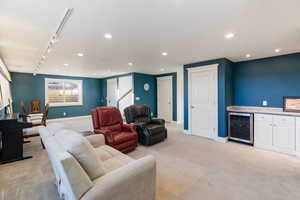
91,107,138,153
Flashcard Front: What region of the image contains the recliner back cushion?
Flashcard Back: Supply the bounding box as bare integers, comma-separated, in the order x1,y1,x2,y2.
56,130,105,180
131,105,151,123
91,108,100,129
97,107,123,127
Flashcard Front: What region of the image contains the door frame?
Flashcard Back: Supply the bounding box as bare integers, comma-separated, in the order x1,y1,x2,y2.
187,64,219,139
157,76,173,122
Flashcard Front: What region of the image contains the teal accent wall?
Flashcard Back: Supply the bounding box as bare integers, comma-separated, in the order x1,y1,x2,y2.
133,73,157,117
11,72,102,119
155,72,177,121
184,58,233,138
233,53,300,107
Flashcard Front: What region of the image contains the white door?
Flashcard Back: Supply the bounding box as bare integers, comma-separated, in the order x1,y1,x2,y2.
118,76,133,116
296,117,300,152
157,76,172,122
189,66,217,139
254,114,273,150
107,78,118,107
273,115,296,153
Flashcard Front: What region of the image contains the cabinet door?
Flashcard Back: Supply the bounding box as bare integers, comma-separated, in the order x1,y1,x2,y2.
273,115,296,153
254,114,273,150
296,118,300,152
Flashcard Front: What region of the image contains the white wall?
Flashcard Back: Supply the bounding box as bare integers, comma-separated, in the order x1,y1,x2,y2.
176,66,184,127
0,72,11,109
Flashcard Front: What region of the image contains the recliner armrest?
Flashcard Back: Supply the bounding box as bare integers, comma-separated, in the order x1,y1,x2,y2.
80,155,156,200
134,121,150,128
122,124,136,132
151,118,165,125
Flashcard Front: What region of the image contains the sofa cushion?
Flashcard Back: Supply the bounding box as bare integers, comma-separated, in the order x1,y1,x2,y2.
102,155,134,173
94,148,112,161
56,130,105,180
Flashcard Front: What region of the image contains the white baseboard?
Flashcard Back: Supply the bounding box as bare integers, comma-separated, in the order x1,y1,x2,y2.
182,129,191,135
48,115,91,122
214,136,228,143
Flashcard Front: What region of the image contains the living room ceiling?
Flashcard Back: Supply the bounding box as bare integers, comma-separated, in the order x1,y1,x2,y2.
1,0,300,78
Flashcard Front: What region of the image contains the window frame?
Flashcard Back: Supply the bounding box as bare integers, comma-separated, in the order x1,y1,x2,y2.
45,78,83,107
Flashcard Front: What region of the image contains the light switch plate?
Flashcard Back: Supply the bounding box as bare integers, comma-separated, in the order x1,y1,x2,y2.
135,97,140,101
262,100,268,106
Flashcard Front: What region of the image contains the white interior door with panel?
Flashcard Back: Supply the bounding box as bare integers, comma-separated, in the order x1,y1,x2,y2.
107,78,118,107
157,76,172,122
188,64,218,139
118,76,133,116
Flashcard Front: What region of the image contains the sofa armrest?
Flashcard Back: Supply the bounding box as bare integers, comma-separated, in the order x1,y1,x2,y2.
122,124,136,132
151,118,165,125
85,134,105,148
80,155,156,200
94,129,115,144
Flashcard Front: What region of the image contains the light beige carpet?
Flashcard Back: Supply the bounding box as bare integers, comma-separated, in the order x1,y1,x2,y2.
1,118,300,200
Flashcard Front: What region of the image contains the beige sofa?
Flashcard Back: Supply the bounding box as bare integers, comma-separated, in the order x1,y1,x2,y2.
39,124,156,200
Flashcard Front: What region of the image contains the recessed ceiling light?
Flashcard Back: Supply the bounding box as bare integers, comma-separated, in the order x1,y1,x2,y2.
162,52,168,56
225,33,235,39
246,54,251,58
77,53,84,57
275,48,281,53
160,68,165,72
104,33,112,39
63,63,69,66
128,62,133,66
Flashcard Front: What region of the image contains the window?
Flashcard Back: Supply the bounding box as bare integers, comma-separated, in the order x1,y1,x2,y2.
45,78,83,107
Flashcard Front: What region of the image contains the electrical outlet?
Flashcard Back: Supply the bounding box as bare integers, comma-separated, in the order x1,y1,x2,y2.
135,97,140,101
262,100,268,106
63,112,67,116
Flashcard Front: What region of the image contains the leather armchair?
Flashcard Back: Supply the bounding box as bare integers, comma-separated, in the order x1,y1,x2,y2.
91,107,138,153
124,104,167,146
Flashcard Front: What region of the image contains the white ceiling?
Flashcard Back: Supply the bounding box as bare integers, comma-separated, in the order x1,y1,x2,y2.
1,0,300,78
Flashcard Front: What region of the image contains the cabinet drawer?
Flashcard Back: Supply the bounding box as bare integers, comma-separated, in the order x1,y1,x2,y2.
254,114,273,122
273,115,295,127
